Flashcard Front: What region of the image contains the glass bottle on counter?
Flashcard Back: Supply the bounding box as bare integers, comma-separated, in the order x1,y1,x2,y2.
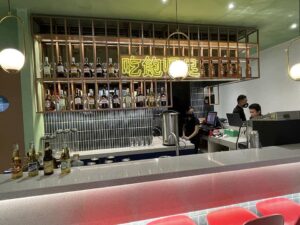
83,58,91,77
74,89,83,110
112,88,120,108
43,142,54,176
160,87,167,106
60,145,71,174
56,56,65,78
70,57,79,78
123,88,132,108
96,57,103,77
11,144,23,179
99,87,109,109
43,57,51,78
88,89,95,109
27,142,39,177
136,87,145,107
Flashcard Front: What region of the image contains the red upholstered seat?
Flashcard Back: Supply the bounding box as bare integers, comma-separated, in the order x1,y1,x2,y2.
147,215,196,225
256,197,300,225
207,207,258,225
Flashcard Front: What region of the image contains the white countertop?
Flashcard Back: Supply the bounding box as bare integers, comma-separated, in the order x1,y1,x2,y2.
1,144,300,201
71,137,194,159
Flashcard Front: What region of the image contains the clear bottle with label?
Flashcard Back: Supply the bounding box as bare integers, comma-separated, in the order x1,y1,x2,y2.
74,89,83,110
123,88,132,108
96,57,103,77
108,58,114,77
136,87,145,107
88,89,95,109
83,93,89,110
147,87,156,107
60,145,71,174
59,90,66,111
11,144,23,179
83,58,91,77
56,56,65,78
43,57,52,78
27,142,39,177
70,57,79,78
160,87,167,106
43,142,54,176
112,88,120,108
45,89,54,111
99,87,109,109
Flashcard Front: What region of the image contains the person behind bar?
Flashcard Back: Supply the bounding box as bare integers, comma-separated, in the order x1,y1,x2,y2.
233,94,248,121
182,106,200,154
249,103,263,120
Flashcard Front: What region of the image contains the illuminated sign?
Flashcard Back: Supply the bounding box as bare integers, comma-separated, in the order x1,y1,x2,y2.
121,55,201,78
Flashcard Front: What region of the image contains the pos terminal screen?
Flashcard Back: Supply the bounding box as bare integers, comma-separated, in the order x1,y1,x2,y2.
206,112,217,126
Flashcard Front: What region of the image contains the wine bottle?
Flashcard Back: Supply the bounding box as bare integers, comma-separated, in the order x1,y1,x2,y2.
112,88,120,108
27,142,39,177
43,142,54,176
56,56,65,78
124,88,132,108
136,87,145,107
70,57,79,78
75,89,83,110
83,58,91,77
160,87,167,106
11,144,23,179
88,89,95,109
108,58,114,77
96,58,103,77
59,90,66,111
43,57,51,78
45,89,53,111
99,87,109,109
147,87,156,107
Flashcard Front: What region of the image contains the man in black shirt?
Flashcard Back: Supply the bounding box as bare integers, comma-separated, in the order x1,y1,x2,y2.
183,106,200,153
233,95,248,121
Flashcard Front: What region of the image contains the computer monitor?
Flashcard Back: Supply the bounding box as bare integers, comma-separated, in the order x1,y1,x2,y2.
227,113,243,127
206,112,217,126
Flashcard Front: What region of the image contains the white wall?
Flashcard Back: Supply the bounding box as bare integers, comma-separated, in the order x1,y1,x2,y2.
215,39,300,119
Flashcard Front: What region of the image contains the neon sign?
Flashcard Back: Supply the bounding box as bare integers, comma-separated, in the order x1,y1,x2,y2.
121,55,201,78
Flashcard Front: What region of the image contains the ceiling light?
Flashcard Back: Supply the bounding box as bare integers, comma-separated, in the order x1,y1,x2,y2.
228,3,235,10
290,23,298,29
162,0,168,3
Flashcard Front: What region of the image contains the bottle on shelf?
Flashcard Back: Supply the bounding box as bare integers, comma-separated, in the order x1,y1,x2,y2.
200,60,205,77
45,89,54,111
60,145,71,174
43,57,52,78
102,62,108,77
83,93,89,110
108,58,115,77
58,90,66,111
136,87,145,107
27,142,39,177
98,86,109,109
112,88,120,108
70,57,79,78
96,57,104,78
114,63,119,77
147,87,156,107
56,56,65,78
219,62,225,77
228,60,233,76
88,89,95,109
11,144,23,179
210,61,215,77
123,88,132,108
83,58,91,77
43,142,54,176
74,88,83,110
160,87,167,106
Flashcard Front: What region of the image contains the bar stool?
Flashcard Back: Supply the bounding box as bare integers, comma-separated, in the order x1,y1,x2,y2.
207,207,258,225
256,197,300,225
147,215,196,225
245,215,284,225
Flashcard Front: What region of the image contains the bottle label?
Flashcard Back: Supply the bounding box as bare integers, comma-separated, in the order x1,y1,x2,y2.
61,160,71,170
43,66,51,76
84,68,90,73
96,68,103,74
45,100,51,109
44,160,54,173
89,99,95,105
70,67,78,74
137,96,145,103
125,96,132,104
75,97,82,105
113,98,120,104
59,98,66,107
28,162,38,173
57,65,64,73
100,99,109,107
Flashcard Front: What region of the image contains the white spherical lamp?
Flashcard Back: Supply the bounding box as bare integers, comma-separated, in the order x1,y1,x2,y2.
0,48,25,73
168,60,188,79
289,63,300,80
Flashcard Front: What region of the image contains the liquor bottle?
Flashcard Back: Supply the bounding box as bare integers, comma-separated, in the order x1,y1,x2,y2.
45,89,53,111
43,57,51,78
102,62,108,77
83,58,91,77
200,60,205,77
228,60,233,75
123,88,132,108
83,93,89,110
11,144,23,179
114,63,119,77
99,87,109,109
136,87,145,107
88,89,95,109
56,56,65,78
70,57,79,78
74,89,83,110
59,90,66,111
108,58,115,77
160,87,167,106
43,142,54,176
27,142,39,177
147,87,156,107
96,58,103,77
246,59,252,77
112,88,120,108
60,145,71,174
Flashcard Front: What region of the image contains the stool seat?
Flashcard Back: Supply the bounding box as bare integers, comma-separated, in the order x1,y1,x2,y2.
207,207,258,225
256,198,300,225
147,215,196,225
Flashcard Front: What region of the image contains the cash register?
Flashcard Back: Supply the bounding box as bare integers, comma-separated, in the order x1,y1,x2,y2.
201,112,218,132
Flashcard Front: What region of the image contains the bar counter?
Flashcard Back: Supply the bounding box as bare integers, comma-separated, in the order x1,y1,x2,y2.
2,145,300,225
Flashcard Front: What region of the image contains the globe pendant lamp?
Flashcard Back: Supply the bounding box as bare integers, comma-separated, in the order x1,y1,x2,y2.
286,0,300,80
166,0,190,79
0,0,26,73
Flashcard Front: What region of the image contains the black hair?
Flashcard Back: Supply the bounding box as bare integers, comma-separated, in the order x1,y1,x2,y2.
237,95,247,102
186,106,194,112
249,103,261,113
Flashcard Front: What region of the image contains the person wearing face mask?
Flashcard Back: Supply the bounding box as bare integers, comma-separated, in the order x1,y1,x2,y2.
182,106,200,154
233,95,248,121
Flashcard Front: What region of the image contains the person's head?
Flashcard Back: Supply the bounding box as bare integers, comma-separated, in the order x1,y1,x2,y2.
249,103,262,119
237,95,248,108
186,106,194,117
